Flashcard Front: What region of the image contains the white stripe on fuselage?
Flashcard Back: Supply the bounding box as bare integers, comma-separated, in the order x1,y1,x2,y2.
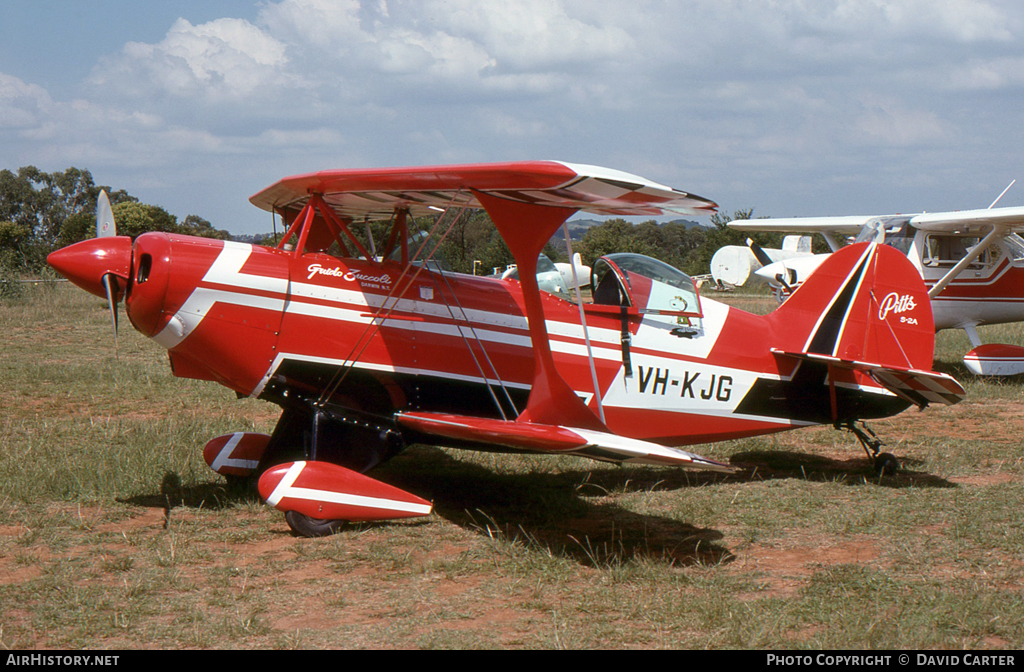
154,242,288,349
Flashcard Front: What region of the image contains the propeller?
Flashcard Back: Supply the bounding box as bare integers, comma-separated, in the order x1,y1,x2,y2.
748,237,796,301
746,237,774,268
46,189,132,359
101,272,120,337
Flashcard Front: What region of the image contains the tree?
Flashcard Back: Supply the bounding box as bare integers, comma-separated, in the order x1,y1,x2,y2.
181,215,231,240
110,202,180,239
0,220,30,270
576,219,660,265
0,166,138,269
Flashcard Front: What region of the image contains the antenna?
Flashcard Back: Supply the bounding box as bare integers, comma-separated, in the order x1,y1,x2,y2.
988,180,1016,209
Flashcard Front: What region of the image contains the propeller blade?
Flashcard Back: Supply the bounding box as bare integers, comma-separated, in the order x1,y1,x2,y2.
746,237,774,267
101,272,120,357
96,190,116,238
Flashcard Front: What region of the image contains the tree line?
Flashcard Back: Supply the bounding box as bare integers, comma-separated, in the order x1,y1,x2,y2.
0,166,229,273
1,164,794,283
371,206,790,279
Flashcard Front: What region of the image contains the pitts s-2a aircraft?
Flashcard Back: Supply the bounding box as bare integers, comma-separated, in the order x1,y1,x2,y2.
48,162,964,536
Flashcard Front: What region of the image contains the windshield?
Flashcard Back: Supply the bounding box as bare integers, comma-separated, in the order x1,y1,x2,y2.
1003,233,1024,262
593,253,701,317
604,253,696,291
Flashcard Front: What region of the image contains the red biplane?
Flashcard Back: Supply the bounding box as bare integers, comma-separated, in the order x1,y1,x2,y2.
48,161,965,536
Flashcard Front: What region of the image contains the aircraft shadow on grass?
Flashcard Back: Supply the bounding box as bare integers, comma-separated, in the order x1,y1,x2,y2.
379,447,733,568
118,440,955,567
117,471,261,516
724,449,957,489
119,447,733,568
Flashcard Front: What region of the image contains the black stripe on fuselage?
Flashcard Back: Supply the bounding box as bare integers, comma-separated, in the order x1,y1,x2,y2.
262,358,529,420
733,361,911,424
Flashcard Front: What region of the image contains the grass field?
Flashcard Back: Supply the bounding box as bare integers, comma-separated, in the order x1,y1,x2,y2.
1,283,1022,649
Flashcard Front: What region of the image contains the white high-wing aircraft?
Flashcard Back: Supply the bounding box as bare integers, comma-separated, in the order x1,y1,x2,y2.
730,204,1024,375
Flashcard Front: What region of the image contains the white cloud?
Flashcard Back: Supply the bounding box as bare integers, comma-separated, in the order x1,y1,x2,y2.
852,95,950,147
4,0,1024,233
0,73,53,129
947,57,1024,90
871,0,1013,43
90,17,292,102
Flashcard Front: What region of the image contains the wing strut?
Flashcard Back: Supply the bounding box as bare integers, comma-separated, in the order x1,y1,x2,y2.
430,265,521,420
473,191,606,432
315,198,471,408
562,223,605,424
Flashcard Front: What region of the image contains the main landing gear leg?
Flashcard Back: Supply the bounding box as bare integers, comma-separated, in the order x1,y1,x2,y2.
260,400,409,538
284,407,349,538
838,420,900,476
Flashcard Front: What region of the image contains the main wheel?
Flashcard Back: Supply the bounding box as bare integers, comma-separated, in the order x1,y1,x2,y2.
284,511,348,538
874,452,900,476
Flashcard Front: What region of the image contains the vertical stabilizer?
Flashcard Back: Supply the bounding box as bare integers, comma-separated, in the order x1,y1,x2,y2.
765,242,963,409
767,242,936,372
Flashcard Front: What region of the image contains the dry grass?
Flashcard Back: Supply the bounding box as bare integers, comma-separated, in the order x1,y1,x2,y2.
1,284,1022,649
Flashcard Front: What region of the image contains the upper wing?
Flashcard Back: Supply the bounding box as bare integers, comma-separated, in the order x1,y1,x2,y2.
250,160,717,221
729,205,1024,236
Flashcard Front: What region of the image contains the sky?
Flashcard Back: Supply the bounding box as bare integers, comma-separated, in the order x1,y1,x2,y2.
3,0,1024,235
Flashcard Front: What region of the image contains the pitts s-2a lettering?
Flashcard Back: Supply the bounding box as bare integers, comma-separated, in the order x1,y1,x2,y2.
48,162,964,537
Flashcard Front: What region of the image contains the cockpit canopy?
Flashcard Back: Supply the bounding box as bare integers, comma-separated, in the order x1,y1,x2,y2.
590,253,702,317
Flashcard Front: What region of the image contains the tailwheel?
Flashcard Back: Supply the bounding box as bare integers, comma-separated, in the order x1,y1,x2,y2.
285,511,348,538
873,452,900,476
838,420,900,476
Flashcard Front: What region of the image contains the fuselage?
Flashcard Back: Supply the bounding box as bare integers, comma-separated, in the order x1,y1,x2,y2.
923,254,1024,331
110,233,910,447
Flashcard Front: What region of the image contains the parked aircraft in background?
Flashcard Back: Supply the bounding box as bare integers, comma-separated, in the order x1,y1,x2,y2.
499,254,570,295
709,235,814,288
499,252,591,295
47,162,963,537
555,252,592,292
731,203,1024,375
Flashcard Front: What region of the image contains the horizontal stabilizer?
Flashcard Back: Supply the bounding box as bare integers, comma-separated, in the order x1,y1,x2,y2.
771,349,965,408
258,461,432,522
396,411,737,473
